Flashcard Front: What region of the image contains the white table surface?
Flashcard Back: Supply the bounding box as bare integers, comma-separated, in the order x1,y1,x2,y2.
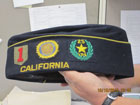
72,101,90,105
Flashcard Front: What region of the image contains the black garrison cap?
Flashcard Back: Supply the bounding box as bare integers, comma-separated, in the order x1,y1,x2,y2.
6,24,134,83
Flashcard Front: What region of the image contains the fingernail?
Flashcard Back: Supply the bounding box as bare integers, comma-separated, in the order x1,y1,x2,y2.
59,71,64,76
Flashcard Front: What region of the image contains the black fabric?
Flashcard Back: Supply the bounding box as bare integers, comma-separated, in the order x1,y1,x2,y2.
6,24,134,83
8,24,128,46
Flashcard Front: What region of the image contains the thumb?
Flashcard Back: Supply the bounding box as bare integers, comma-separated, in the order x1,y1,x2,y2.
59,71,82,83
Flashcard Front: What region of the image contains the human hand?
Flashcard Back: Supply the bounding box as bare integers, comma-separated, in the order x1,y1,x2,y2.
59,65,140,105
59,71,115,105
112,64,140,89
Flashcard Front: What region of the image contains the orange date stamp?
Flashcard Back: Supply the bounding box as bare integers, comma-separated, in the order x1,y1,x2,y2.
98,88,131,93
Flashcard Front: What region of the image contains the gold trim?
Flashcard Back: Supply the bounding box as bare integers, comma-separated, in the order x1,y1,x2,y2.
8,34,130,48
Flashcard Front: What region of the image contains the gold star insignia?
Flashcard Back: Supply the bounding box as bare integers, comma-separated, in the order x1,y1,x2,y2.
76,44,87,53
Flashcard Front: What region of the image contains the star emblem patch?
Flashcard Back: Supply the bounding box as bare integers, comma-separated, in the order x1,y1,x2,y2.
70,39,93,61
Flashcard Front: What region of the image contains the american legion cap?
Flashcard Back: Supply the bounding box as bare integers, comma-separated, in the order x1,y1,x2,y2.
6,24,134,83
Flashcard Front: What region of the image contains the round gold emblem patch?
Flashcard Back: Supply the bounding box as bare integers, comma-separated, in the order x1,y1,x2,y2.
36,40,59,59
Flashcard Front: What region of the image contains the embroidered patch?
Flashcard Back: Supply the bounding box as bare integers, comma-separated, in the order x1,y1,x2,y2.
14,45,28,65
36,40,59,59
70,39,93,61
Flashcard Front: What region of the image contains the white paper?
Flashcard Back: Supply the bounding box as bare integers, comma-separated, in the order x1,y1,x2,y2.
121,11,140,64
2,87,71,105
29,3,87,31
13,0,44,8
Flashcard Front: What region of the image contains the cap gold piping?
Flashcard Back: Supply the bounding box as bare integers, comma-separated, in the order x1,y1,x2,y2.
8,34,130,48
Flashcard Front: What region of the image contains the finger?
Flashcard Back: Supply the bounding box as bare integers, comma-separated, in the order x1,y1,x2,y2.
59,71,82,83
59,71,73,84
66,81,83,97
100,76,116,89
99,76,108,81
60,83,68,87
108,76,115,81
99,75,114,81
